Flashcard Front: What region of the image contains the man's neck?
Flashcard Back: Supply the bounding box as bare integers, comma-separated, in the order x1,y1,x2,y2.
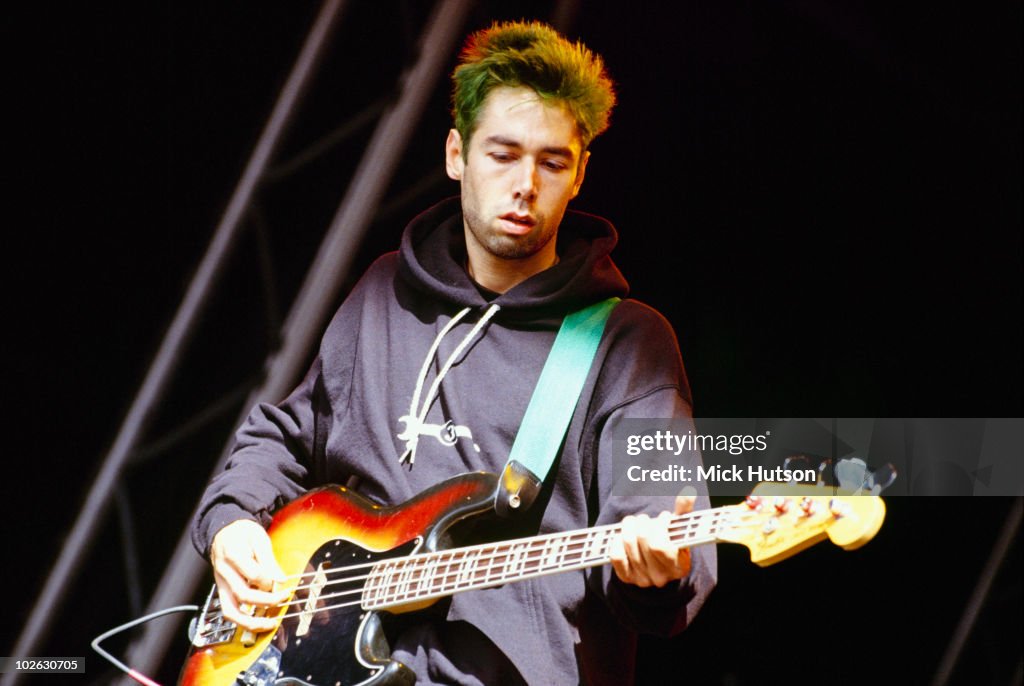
465,246,559,294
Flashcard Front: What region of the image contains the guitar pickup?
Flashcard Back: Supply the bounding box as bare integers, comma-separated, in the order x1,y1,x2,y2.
297,563,329,637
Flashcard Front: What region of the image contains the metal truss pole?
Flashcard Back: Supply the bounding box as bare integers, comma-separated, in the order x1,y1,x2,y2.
118,0,473,681
0,4,345,686
930,497,1023,686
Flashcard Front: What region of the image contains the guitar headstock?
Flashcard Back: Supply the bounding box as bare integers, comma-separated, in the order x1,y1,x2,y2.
716,482,887,567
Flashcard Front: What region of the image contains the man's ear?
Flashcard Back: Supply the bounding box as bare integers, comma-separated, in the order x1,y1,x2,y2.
445,129,464,181
571,150,591,199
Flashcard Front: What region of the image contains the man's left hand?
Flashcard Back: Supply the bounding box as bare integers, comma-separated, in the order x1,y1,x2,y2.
610,495,694,587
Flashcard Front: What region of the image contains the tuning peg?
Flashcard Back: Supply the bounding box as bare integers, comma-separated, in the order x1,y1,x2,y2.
799,497,816,517
829,498,851,518
866,463,898,494
773,497,790,514
836,458,871,493
745,495,762,510
816,459,833,487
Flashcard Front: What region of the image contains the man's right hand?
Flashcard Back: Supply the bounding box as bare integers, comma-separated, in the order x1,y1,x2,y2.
210,519,289,632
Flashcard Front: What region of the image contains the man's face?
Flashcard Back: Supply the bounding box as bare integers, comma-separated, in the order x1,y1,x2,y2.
445,86,589,289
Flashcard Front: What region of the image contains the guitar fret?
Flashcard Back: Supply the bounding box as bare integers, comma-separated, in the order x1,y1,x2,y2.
364,564,381,606
437,551,451,587
504,542,524,579
556,536,567,567
374,561,392,606
524,541,541,576
542,536,562,570
472,548,489,584
579,530,595,563
528,542,541,571
556,535,569,568
469,548,484,584
392,562,405,602
456,549,474,587
395,561,407,602
516,542,532,576
484,547,505,586
421,552,441,595
366,510,733,610
386,561,401,605
395,560,408,602
397,556,417,602
440,551,459,594
372,562,386,606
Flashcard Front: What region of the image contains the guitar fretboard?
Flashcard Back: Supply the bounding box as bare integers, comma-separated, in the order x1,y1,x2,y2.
361,507,739,609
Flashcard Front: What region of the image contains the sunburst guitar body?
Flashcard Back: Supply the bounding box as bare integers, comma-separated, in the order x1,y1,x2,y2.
179,472,885,686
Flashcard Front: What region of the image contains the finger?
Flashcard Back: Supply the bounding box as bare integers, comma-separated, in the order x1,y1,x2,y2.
671,496,696,577
247,534,290,606
674,493,696,515
228,544,277,593
675,547,692,579
617,515,654,587
214,557,285,608
608,528,630,581
251,530,288,586
633,512,682,587
214,569,277,632
216,525,287,600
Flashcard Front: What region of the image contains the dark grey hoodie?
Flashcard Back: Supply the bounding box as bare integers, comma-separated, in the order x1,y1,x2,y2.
192,197,717,685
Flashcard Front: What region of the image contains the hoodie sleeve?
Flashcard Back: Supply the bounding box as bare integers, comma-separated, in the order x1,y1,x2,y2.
588,389,718,636
189,257,389,558
582,302,718,636
189,358,322,557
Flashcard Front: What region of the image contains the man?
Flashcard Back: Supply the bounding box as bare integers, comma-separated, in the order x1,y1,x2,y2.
192,20,716,685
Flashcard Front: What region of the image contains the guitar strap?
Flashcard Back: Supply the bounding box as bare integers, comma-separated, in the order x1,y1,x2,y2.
494,297,620,517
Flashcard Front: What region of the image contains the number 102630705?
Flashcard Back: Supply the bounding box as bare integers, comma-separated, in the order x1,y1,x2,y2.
0,657,84,674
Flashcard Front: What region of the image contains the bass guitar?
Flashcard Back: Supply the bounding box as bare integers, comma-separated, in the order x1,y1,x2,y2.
179,471,885,686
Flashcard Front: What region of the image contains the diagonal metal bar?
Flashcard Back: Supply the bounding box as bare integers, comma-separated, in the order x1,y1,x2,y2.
930,497,1023,686
117,1,473,681
0,3,347,684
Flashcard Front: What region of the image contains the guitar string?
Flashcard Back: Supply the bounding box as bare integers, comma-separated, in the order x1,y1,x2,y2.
303,510,746,607
273,505,744,588
215,541,625,626
205,529,732,628
214,507,745,607
197,496,846,640
195,508,752,634
194,508,757,640
346,509,752,606
196,525,758,640
312,512,751,610
195,507,759,639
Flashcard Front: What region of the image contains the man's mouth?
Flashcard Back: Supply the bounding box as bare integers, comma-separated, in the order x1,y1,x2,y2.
498,212,536,234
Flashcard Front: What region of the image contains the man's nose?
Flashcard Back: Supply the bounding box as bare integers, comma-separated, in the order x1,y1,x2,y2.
513,160,539,201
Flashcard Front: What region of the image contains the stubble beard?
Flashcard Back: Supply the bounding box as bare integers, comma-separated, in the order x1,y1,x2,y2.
463,205,558,261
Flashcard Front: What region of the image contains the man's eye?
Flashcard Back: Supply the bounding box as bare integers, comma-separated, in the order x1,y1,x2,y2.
490,153,515,162
543,160,568,171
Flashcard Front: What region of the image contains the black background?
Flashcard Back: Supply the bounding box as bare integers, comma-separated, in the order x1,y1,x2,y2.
5,2,1021,685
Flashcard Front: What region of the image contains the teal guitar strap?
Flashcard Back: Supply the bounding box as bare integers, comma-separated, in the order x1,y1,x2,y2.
494,297,620,517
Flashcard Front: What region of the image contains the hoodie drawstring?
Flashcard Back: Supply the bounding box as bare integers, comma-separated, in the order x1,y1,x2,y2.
397,303,501,464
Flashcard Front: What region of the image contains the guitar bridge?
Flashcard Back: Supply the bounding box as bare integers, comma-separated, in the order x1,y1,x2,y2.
191,584,237,648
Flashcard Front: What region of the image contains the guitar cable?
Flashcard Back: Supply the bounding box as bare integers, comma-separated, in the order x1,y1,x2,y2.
91,605,199,686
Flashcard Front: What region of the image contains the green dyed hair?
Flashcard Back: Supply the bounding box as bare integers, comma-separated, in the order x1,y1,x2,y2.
451,21,616,154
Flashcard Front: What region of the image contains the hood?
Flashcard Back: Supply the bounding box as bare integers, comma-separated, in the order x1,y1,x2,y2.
398,197,629,320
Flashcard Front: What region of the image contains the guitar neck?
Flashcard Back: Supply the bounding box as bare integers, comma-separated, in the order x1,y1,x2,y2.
363,506,739,610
